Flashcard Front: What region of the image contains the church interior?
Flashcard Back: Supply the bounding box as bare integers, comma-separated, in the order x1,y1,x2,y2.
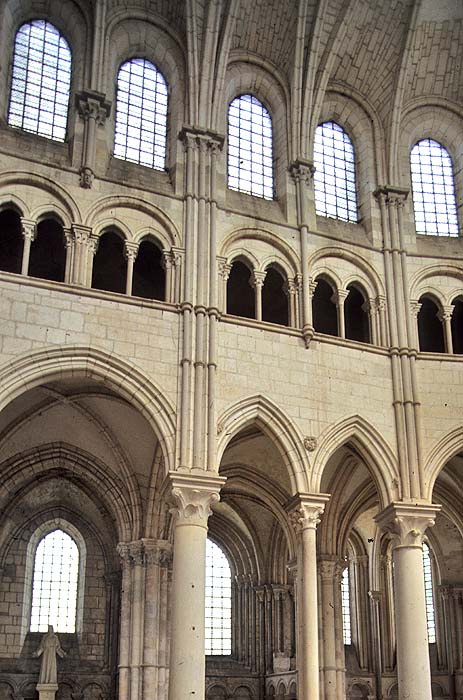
0,1,462,699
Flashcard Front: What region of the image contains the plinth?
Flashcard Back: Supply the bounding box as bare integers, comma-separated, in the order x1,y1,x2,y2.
36,683,58,700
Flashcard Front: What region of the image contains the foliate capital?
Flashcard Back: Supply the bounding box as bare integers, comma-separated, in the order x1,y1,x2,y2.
289,159,316,186
374,185,409,208
287,493,330,534
21,218,36,241
124,240,139,262
71,224,92,245
375,502,441,548
167,470,226,527
318,555,338,580
179,126,225,153
76,90,111,125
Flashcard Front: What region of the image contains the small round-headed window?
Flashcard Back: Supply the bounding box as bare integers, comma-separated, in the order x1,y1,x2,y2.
410,139,458,237
227,94,274,200
114,58,168,170
30,529,79,633
8,20,72,141
205,538,232,655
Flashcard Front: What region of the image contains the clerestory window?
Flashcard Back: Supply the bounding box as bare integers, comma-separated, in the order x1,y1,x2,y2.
410,139,458,236
205,538,232,655
227,94,274,200
8,20,72,141
30,529,80,633
114,58,168,170
341,566,352,644
314,121,358,222
422,542,436,643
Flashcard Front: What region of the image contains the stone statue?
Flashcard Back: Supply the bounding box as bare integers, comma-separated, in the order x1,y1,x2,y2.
34,626,66,685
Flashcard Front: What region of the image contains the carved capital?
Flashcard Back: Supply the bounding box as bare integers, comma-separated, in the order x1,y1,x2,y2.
167,470,226,527
375,502,441,548
179,126,224,153
374,185,409,208
76,90,111,125
124,240,139,262
251,270,267,289
72,224,92,245
438,305,454,323
21,218,36,241
287,493,330,533
289,159,316,186
318,555,338,580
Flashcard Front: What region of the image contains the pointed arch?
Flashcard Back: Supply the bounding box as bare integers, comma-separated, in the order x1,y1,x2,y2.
0,346,176,475
312,415,399,507
217,395,310,494
424,425,463,501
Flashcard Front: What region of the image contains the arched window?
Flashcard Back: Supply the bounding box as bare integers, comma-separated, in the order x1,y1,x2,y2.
0,208,23,274
312,277,338,336
227,94,273,200
30,529,79,633
344,284,370,343
28,218,66,282
114,58,168,170
132,239,165,300
422,543,436,643
262,266,289,326
205,538,231,655
451,297,463,354
341,566,352,644
226,260,255,319
8,20,71,141
417,296,445,353
91,231,127,294
314,121,358,222
410,139,458,236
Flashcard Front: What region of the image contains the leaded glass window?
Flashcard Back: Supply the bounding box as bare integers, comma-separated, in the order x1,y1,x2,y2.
410,139,459,236
341,566,352,644
227,94,274,200
205,539,232,655
422,542,436,643
8,20,71,141
30,529,79,633
314,121,358,222
114,58,168,170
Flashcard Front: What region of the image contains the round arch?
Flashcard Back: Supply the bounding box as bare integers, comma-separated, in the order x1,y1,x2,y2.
84,195,181,247
309,246,385,300
0,172,81,223
221,227,300,277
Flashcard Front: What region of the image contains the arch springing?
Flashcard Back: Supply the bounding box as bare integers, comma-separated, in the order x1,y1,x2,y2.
228,94,274,200
114,58,168,170
8,21,71,141
314,122,358,223
30,529,79,633
410,139,458,237
205,539,232,655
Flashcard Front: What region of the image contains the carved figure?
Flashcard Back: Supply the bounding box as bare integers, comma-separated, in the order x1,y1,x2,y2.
34,626,66,684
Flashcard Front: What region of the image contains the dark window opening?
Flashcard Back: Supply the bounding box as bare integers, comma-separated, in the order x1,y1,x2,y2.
29,219,66,282
262,267,289,326
312,278,338,336
91,231,127,294
226,261,255,319
417,296,445,352
0,209,23,274
451,298,463,354
132,239,165,300
345,285,370,343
